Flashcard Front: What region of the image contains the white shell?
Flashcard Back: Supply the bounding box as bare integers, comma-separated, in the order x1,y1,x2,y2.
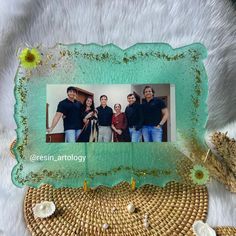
111,207,116,213
193,221,216,236
102,223,109,229
32,201,56,218
143,221,149,228
127,203,135,213
143,214,149,228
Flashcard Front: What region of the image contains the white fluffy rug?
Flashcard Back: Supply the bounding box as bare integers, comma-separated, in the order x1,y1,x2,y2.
0,0,236,235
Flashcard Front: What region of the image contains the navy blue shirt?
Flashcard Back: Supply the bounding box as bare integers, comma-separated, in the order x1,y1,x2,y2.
142,97,166,126
125,103,143,130
57,99,83,131
96,105,113,126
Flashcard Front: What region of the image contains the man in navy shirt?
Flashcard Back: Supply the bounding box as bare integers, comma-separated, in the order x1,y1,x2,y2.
125,93,143,142
47,86,83,142
142,86,169,142
96,95,113,142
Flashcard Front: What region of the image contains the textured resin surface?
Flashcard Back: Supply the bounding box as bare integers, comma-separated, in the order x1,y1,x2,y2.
12,43,208,188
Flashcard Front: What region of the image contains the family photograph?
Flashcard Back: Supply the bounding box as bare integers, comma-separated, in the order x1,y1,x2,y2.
46,84,175,143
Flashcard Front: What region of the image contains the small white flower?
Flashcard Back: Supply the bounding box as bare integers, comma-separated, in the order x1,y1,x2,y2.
193,220,216,236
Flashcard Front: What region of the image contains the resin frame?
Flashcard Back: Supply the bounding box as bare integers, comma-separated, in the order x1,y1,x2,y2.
12,43,208,188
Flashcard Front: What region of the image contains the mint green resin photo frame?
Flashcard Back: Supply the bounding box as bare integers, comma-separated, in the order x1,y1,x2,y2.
12,43,208,188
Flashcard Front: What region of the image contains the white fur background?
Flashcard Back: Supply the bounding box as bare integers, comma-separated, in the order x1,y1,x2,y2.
0,0,236,235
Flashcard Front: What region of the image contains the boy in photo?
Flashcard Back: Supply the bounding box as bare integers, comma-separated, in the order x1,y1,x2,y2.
96,95,113,142
47,86,83,142
125,93,143,142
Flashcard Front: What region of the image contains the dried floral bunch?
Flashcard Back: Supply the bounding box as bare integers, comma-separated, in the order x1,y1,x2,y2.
205,132,236,192
211,132,236,174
